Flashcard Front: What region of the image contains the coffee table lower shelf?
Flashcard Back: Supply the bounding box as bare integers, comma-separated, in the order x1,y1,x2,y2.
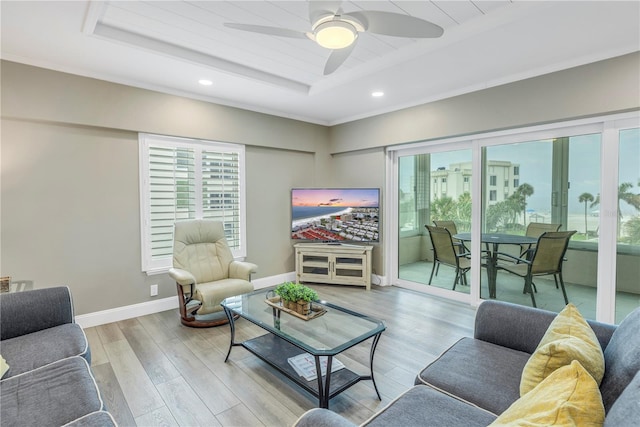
241,333,363,407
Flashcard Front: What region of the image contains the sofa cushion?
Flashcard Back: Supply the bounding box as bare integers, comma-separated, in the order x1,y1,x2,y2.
0,287,74,340
63,411,118,427
491,360,604,426
416,337,529,414
293,408,359,427
0,354,8,379
0,323,89,378
0,356,104,426
604,370,640,426
600,307,640,412
520,303,604,396
364,385,497,427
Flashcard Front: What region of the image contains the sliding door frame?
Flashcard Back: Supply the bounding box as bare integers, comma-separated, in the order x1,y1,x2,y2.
386,111,639,322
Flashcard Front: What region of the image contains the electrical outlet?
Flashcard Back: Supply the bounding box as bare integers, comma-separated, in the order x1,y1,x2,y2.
150,284,158,297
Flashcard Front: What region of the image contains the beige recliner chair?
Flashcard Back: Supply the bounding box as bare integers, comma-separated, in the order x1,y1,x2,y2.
169,219,257,327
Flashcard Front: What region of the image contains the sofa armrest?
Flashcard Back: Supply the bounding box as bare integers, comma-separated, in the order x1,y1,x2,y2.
229,261,258,281
293,408,358,427
474,300,616,354
0,286,74,340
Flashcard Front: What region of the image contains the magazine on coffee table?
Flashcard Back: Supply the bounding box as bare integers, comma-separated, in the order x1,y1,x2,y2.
287,353,345,381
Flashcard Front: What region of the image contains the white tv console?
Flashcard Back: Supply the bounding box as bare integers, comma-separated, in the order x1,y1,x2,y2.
294,243,373,290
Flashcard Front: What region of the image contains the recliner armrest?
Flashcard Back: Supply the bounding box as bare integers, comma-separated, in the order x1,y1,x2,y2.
0,286,74,340
169,268,196,287
229,261,258,281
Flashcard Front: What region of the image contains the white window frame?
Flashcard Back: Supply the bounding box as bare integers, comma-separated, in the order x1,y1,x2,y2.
139,133,246,274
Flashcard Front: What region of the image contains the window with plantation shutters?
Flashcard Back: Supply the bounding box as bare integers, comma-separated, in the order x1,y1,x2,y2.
139,134,246,273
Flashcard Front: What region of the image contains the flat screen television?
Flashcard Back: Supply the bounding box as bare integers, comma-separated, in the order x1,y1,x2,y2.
291,188,380,242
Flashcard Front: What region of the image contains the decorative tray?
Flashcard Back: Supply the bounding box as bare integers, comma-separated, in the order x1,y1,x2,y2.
265,296,327,321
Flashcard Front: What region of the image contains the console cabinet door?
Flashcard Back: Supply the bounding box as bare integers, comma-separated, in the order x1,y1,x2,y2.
295,244,372,290
299,252,331,281
333,255,366,284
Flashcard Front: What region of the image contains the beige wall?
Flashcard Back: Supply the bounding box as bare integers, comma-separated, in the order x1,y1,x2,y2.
246,146,316,278
1,61,328,315
2,52,639,315
326,148,387,274
1,61,327,153
329,52,640,154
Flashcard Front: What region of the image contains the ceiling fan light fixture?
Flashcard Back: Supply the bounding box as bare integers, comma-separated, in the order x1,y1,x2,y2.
314,20,357,49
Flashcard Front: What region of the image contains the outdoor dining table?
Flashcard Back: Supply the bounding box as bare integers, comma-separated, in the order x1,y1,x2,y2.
453,233,538,299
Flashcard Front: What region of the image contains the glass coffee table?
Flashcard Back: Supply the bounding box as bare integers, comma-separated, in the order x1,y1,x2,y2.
221,289,386,409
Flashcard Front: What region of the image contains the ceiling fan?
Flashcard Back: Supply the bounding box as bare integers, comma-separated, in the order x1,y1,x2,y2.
224,1,444,75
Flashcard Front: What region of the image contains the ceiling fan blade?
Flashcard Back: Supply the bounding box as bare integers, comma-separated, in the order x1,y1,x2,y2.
224,23,308,39
345,11,444,38
309,1,342,24
323,41,356,75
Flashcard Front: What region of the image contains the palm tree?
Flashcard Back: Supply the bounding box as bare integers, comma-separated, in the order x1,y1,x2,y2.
486,201,511,232
515,183,534,227
590,182,640,237
624,216,640,244
430,195,456,222
578,192,594,236
456,192,472,230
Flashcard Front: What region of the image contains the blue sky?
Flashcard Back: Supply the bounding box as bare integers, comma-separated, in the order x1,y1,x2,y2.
414,128,639,215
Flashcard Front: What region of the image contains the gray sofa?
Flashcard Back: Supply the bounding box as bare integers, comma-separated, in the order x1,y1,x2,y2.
294,300,640,427
0,287,116,426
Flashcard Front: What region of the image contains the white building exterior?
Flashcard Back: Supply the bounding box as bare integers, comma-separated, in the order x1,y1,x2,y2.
431,161,520,204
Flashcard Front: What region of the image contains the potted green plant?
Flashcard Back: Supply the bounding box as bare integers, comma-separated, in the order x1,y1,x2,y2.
274,282,318,315
273,282,297,308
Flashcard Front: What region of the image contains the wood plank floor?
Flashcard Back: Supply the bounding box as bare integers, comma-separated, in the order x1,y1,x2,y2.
85,284,478,427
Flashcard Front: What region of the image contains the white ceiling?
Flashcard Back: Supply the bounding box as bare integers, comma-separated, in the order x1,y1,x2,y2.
2,1,639,125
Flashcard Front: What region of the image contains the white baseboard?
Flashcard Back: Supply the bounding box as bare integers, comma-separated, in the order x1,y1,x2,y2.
75,271,386,329
75,295,179,329
372,274,388,286
75,272,296,329
252,271,297,290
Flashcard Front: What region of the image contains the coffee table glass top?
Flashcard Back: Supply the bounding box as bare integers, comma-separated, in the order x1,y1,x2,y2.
221,289,385,356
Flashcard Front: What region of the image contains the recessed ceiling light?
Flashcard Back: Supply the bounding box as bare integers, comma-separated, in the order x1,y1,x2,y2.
371,91,384,97
198,79,213,86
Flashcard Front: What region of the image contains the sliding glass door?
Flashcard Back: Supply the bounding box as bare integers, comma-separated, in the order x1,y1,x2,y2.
482,133,602,318
387,113,639,323
396,146,475,299
616,127,640,323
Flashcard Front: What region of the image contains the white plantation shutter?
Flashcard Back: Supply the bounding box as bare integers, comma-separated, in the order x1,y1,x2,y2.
140,134,246,273
201,150,242,247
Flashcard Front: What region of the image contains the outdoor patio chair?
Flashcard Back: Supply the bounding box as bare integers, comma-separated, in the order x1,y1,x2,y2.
521,222,562,259
426,225,471,290
496,230,576,307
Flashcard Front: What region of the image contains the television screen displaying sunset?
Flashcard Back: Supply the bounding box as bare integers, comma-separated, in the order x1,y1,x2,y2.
291,188,379,242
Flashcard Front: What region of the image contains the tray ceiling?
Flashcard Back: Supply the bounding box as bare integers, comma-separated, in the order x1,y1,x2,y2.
2,1,639,125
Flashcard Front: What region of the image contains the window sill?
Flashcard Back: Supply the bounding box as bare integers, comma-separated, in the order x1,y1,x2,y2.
145,266,171,276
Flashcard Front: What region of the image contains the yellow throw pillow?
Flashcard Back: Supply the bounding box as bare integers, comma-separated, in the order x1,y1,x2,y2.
0,354,9,379
491,360,605,427
520,303,604,396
